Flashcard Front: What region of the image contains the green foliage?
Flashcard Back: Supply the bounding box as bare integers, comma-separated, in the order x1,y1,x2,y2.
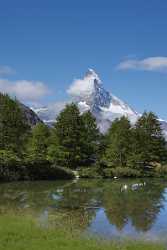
103,117,132,167
52,103,84,168
135,112,167,164
0,150,74,181
0,93,167,180
0,150,22,181
154,164,167,177
48,104,100,169
78,166,101,178
47,128,65,164
80,111,100,164
103,112,167,176
102,167,141,178
0,149,21,167
25,123,50,162
25,163,75,180
111,167,141,178
0,93,29,153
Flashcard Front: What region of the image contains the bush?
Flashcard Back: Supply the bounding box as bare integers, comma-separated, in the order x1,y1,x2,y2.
107,167,141,178
102,168,114,178
154,164,167,177
24,161,75,180
0,151,75,181
78,166,102,178
0,150,23,181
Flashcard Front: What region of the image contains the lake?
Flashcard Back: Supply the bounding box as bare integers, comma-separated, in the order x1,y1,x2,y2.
0,178,167,241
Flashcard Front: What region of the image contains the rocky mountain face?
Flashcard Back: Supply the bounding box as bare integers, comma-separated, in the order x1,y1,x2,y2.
19,103,42,127
0,92,42,127
32,69,167,137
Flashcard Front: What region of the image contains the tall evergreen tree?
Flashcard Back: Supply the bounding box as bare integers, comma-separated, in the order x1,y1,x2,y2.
52,103,84,168
47,128,60,163
0,93,29,153
26,123,50,161
104,116,132,167
81,111,100,164
126,127,148,169
49,104,101,168
134,112,167,164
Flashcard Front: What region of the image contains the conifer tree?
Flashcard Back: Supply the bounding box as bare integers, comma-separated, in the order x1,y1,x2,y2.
81,111,100,164
49,104,101,168
53,103,84,168
104,116,132,167
135,112,167,164
26,123,50,162
0,93,29,153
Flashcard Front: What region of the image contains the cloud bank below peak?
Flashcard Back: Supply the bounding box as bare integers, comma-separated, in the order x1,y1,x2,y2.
117,57,167,72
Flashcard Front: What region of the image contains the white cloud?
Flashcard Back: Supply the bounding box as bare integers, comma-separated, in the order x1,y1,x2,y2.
67,78,94,99
0,79,49,102
67,69,100,100
0,65,15,76
117,57,167,72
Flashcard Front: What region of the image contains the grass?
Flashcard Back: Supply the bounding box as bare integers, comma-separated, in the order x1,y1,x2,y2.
0,215,166,250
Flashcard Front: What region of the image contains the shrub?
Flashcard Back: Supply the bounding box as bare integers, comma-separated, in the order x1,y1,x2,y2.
0,151,75,181
102,168,114,178
78,166,101,178
0,150,23,181
24,161,75,180
154,164,167,177
104,167,141,177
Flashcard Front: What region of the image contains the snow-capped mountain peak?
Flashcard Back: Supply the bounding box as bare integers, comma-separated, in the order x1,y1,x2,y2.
85,68,102,84
33,69,139,130
68,69,139,131
32,69,167,136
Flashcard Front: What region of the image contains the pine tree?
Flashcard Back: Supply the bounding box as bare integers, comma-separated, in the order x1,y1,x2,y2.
47,128,60,163
0,93,29,153
104,116,132,167
135,112,167,164
81,111,100,164
126,127,147,169
48,104,101,168
52,103,84,168
26,123,50,162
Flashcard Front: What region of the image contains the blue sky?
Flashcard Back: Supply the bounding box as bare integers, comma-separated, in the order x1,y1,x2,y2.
0,0,167,119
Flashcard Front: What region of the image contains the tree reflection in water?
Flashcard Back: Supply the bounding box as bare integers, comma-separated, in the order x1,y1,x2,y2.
102,179,165,232
0,179,166,236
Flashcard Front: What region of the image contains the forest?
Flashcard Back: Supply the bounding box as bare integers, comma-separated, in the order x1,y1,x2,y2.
0,93,167,181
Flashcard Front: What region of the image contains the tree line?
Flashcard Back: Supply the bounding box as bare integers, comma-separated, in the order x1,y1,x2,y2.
0,93,167,181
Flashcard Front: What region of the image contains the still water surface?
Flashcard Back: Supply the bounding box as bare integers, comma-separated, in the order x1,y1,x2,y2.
0,178,167,241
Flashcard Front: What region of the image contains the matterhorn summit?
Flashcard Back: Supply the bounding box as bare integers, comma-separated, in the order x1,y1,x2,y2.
68,69,139,132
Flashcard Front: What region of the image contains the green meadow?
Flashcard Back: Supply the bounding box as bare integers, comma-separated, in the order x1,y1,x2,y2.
0,215,165,250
